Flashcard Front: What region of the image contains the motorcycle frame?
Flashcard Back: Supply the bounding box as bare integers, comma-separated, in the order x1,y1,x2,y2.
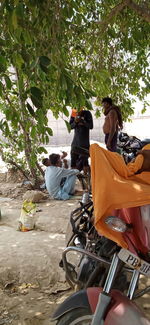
59,204,150,324
62,246,150,324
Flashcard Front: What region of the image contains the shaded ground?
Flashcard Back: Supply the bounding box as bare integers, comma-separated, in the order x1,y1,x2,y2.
0,179,79,325
0,179,149,324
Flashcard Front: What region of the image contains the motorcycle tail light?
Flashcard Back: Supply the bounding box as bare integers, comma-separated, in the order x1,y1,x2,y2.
105,216,127,233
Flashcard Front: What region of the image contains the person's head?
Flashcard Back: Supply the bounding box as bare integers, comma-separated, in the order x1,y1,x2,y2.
49,153,62,167
102,97,113,115
42,158,51,167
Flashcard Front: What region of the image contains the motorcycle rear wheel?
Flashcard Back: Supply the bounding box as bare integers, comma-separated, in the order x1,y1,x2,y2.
56,308,93,325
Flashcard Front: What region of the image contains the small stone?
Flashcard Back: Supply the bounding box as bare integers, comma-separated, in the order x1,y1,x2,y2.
23,190,47,203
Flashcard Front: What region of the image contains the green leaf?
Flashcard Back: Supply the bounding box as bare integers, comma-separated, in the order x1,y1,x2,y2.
27,102,35,117
141,107,146,114
23,30,32,45
65,120,71,133
45,135,49,144
108,28,116,38
46,127,53,136
30,87,43,100
11,10,18,29
3,121,10,136
16,3,24,17
39,63,49,74
99,69,110,80
30,87,43,109
37,146,48,154
62,106,69,117
0,81,3,97
85,99,93,110
95,109,101,118
0,38,6,46
0,55,7,65
31,125,37,138
39,56,51,66
85,89,97,98
60,73,68,91
11,117,18,128
31,96,41,109
0,56,7,72
4,75,12,89
74,86,85,106
13,53,24,69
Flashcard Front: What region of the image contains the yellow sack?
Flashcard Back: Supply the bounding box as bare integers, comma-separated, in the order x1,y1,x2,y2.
18,200,37,232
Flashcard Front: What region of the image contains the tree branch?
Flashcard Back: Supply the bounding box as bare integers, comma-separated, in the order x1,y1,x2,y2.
0,147,30,180
36,161,45,177
128,0,150,23
97,0,150,31
97,0,130,29
7,159,30,180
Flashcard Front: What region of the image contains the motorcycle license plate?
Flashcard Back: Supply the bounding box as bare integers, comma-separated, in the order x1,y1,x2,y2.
118,249,150,277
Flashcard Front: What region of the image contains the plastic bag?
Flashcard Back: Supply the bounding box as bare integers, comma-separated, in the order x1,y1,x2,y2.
18,200,37,232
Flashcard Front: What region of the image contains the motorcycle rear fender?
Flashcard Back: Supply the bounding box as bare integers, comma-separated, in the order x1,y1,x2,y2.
87,288,150,325
51,289,92,320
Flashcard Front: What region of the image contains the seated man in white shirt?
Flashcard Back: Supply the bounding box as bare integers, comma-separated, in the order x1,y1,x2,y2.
45,153,79,200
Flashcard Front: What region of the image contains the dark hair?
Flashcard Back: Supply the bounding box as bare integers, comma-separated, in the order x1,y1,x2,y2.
102,97,112,105
49,153,60,166
42,158,49,166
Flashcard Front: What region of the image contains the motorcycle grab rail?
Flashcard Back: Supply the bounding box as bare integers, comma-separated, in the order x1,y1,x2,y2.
62,246,134,287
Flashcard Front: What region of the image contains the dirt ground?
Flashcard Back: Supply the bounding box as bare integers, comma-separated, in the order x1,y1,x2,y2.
0,173,150,324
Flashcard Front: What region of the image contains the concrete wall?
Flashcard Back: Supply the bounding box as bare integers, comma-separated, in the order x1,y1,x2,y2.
0,110,150,147
123,115,150,140
47,110,150,146
47,110,105,146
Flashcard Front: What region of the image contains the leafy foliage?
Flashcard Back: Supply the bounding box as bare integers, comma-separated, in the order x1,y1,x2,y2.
0,0,150,181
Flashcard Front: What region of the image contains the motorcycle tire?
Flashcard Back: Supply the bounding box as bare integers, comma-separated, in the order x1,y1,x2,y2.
56,307,93,325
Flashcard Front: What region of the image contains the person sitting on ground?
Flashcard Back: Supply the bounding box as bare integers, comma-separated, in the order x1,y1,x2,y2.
45,153,80,200
42,154,67,189
42,151,69,169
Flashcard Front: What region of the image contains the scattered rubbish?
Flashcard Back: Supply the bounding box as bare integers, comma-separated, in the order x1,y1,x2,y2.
22,180,33,185
40,183,46,189
4,281,16,290
47,282,70,295
18,200,37,232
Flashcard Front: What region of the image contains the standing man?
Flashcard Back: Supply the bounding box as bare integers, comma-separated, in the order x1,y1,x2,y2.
102,97,123,152
69,108,93,172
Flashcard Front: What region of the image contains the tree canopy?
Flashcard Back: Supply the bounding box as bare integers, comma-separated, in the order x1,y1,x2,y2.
0,0,150,181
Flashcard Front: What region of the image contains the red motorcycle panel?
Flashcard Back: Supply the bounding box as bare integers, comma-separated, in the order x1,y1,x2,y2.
87,288,150,325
